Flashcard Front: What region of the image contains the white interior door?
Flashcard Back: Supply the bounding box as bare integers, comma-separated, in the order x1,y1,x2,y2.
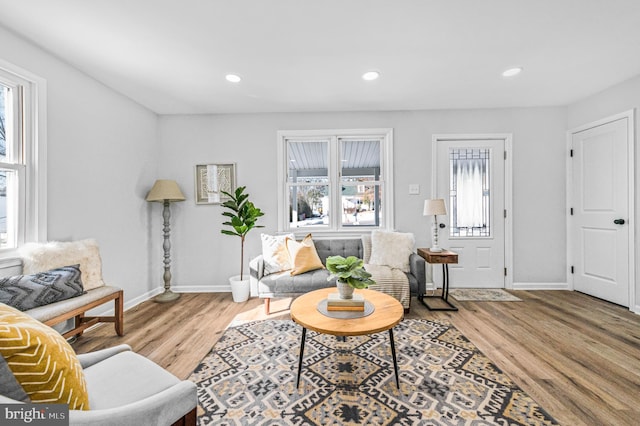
571,117,630,306
434,138,506,288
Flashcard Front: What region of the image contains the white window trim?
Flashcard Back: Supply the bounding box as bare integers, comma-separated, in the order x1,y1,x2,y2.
277,128,394,237
0,59,47,256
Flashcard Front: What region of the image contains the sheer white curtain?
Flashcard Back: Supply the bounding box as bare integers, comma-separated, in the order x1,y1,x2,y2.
456,159,484,228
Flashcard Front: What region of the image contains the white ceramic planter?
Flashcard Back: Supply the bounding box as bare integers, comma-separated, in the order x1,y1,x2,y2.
336,280,354,299
229,275,250,302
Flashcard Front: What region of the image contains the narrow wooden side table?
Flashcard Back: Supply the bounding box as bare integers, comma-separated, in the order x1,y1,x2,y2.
417,248,459,311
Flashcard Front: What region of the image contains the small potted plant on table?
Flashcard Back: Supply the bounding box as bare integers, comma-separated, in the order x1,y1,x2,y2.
325,255,375,299
221,186,264,302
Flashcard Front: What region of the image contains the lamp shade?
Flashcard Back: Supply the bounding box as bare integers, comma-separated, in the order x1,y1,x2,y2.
423,199,447,216
146,179,186,202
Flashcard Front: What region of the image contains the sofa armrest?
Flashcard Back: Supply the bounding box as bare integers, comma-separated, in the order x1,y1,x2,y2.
249,255,265,298
409,253,426,296
68,380,197,426
77,344,132,369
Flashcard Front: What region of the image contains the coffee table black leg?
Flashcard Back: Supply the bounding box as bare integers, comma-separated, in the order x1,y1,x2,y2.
388,328,399,389
296,327,307,388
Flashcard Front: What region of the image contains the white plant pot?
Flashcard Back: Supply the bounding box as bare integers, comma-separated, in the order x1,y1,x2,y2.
336,280,354,299
229,275,250,303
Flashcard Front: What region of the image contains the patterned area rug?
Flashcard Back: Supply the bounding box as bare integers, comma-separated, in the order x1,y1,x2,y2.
190,319,557,425
449,288,522,302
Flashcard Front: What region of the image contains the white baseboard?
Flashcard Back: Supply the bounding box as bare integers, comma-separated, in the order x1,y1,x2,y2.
89,285,229,318
86,287,161,318
427,282,571,291
82,285,225,336
125,288,163,310
511,282,570,290
173,284,230,293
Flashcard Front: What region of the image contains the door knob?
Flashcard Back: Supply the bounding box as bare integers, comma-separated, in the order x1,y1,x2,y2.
439,223,446,229
613,219,625,225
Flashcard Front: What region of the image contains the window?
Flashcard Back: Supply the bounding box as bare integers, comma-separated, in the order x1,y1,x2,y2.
277,129,393,234
0,62,46,252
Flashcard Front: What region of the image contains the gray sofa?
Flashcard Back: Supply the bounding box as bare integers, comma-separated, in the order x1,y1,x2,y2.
250,237,426,314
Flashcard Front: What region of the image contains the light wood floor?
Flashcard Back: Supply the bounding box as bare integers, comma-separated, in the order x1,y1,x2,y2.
72,290,640,426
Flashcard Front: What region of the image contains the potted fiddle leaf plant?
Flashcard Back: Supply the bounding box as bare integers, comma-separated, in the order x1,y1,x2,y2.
221,186,264,302
326,255,376,300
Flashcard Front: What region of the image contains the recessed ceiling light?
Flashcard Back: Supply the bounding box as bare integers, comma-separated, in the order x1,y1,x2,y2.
225,74,241,83
362,71,380,81
502,67,523,77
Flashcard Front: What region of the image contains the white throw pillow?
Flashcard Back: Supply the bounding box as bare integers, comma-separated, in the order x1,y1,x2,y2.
369,230,415,272
261,233,294,275
18,239,106,291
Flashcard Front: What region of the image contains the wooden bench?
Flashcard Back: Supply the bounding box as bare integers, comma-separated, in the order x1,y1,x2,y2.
0,239,124,338
31,286,124,339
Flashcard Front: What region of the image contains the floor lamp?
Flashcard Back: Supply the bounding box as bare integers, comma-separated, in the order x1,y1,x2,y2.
146,179,186,303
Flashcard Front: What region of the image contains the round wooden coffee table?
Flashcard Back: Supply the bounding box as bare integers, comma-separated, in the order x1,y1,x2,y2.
290,287,404,388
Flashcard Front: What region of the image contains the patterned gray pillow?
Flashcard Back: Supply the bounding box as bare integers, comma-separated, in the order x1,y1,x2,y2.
0,265,85,311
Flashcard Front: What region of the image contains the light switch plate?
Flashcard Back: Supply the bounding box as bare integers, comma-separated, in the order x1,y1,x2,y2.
409,184,420,195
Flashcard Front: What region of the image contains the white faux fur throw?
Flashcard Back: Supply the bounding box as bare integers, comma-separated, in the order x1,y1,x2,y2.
19,239,106,291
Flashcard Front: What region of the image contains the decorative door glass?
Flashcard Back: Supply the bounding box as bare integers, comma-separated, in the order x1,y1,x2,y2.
449,148,491,237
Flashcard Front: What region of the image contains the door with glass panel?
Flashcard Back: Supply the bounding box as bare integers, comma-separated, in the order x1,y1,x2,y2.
434,138,505,288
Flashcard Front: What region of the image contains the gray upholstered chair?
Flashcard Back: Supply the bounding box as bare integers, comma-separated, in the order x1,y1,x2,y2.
0,344,197,426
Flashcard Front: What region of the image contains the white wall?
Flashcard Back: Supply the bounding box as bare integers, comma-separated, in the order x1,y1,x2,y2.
158,107,568,290
0,22,575,303
567,74,640,312
0,25,160,307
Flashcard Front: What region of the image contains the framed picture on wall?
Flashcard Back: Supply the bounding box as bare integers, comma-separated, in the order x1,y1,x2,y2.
195,163,236,204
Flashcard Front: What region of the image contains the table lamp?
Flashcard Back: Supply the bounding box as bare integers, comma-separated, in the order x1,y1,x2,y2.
146,179,186,302
423,199,447,252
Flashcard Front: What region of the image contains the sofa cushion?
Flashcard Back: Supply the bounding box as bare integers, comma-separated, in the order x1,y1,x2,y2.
0,265,85,311
314,238,363,264
286,234,324,276
83,351,180,410
0,303,90,410
261,233,294,275
26,285,121,323
259,269,334,296
19,239,106,291
369,230,415,272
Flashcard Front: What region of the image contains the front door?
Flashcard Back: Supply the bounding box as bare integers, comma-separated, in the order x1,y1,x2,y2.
434,137,506,288
570,115,631,307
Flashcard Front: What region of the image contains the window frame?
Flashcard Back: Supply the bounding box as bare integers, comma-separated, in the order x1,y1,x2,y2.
0,60,47,256
277,128,394,236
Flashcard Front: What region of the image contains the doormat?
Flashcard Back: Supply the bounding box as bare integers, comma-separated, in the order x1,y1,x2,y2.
190,319,556,425
449,288,522,301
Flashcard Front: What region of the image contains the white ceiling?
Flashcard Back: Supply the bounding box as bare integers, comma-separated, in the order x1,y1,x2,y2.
1,0,639,115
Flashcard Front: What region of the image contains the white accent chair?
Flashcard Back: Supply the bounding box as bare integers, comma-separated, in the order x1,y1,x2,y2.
0,344,197,426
